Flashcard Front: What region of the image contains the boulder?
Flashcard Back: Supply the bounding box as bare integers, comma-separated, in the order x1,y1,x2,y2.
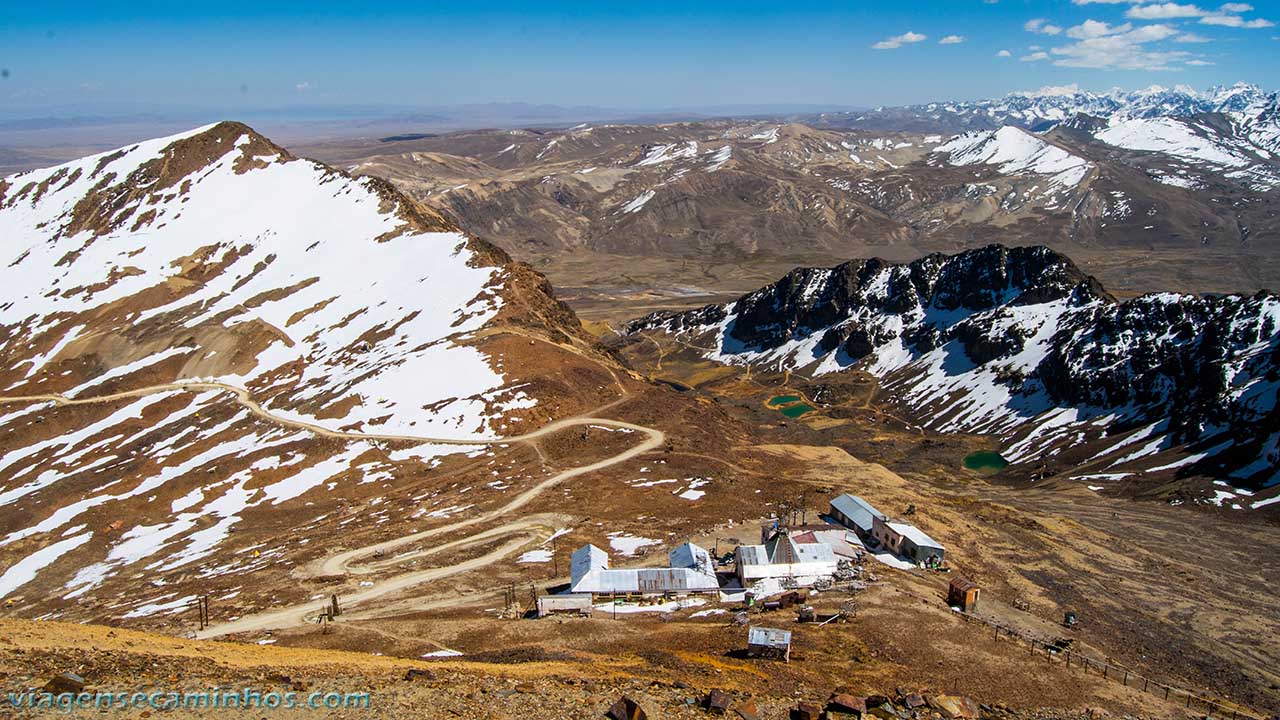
931,695,980,720
42,672,86,694
734,699,761,720
706,689,733,714
792,702,826,720
867,705,901,720
827,693,866,715
606,696,648,720
865,695,899,720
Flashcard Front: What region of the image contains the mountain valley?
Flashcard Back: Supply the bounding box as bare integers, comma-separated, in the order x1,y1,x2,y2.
298,83,1280,315
1,96,1278,718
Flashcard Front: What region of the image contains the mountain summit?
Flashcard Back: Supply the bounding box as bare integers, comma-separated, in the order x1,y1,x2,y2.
0,122,626,607
0,121,608,440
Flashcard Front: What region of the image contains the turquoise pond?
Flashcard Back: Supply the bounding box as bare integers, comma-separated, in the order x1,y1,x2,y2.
963,451,1009,472
778,403,815,418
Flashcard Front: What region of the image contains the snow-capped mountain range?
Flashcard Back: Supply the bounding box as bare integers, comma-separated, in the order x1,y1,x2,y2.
817,82,1280,192
628,245,1280,508
829,82,1278,138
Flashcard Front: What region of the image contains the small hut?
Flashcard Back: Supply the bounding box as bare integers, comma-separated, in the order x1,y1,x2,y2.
746,626,792,662
536,593,593,618
947,576,980,612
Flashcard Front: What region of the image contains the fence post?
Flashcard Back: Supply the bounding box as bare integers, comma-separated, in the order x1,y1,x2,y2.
1122,670,1128,686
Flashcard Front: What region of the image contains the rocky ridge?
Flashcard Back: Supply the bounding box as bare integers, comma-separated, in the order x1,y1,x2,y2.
628,245,1280,503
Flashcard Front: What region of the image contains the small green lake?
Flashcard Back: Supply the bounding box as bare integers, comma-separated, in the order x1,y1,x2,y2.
767,394,803,407
779,403,815,418
963,451,1009,472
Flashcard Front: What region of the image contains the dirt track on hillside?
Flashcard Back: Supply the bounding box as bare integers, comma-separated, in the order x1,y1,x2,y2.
0,380,665,639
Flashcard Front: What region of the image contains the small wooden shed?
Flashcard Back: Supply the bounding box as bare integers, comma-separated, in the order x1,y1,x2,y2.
536,593,593,618
947,576,980,612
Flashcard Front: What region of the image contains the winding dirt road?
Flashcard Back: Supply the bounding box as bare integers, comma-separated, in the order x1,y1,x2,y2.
0,380,665,639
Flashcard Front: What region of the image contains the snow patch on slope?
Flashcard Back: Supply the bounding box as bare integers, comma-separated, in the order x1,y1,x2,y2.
939,126,1092,190
0,124,529,441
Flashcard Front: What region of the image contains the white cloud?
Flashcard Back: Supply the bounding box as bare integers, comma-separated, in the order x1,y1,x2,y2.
1174,31,1213,41
1021,51,1052,61
1127,3,1208,19
1025,18,1064,35
295,81,313,92
996,49,1013,57
1067,20,1133,39
1049,23,1190,70
939,34,967,44
1220,3,1253,12
1200,13,1274,26
1185,59,1216,64
872,31,927,49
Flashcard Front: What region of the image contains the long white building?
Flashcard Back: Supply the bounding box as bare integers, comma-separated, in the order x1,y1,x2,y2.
569,541,720,597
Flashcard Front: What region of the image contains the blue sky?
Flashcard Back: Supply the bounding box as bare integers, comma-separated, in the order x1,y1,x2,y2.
2,0,1277,116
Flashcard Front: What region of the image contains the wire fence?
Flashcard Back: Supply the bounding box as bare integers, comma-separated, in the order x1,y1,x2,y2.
954,610,1265,720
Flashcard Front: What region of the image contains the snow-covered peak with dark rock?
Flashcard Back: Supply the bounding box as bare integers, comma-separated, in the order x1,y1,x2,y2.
628,245,1280,506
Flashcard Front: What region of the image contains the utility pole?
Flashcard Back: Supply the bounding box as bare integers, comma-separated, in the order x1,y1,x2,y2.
192,596,210,632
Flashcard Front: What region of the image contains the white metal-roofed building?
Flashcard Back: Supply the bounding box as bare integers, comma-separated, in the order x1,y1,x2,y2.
568,541,720,597
735,530,838,587
872,517,945,565
829,494,886,537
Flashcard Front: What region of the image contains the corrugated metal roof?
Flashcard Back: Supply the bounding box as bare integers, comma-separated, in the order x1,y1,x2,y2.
668,541,712,571
794,541,835,563
570,543,719,594
736,539,835,566
830,494,885,530
765,533,802,564
570,544,609,587
887,521,943,550
748,626,792,648
736,544,766,566
808,529,862,557
571,567,720,594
